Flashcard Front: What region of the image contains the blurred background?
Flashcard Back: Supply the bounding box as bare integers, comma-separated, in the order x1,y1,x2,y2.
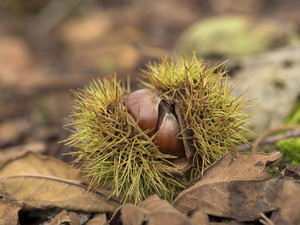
0,0,300,160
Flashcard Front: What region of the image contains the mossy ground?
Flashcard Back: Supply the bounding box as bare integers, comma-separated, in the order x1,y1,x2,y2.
277,138,300,167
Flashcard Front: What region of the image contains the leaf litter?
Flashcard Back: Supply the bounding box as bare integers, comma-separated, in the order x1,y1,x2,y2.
0,151,120,216
172,151,300,224
109,195,201,225
0,148,299,224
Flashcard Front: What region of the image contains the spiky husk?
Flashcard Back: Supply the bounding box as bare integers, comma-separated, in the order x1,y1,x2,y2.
65,77,188,203
65,54,253,204
142,54,253,179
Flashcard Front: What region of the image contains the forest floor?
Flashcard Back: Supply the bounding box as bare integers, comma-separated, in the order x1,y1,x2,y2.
0,0,300,224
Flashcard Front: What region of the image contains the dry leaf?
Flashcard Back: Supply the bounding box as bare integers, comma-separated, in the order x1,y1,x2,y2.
49,210,68,225
86,213,107,225
0,142,47,167
0,180,22,225
146,212,196,225
187,151,282,187
0,151,87,183
1,175,120,213
173,151,283,221
0,151,120,213
65,211,80,225
177,177,300,222
281,165,300,180
110,195,196,225
120,204,146,225
49,210,80,225
177,179,270,221
138,195,180,214
190,210,209,225
270,199,300,225
0,201,22,225
269,179,300,225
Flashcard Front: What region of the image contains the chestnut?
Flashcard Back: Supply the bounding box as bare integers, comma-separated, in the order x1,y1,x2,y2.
125,89,160,137
125,89,185,157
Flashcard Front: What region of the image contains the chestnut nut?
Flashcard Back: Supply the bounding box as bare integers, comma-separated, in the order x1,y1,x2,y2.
125,89,185,157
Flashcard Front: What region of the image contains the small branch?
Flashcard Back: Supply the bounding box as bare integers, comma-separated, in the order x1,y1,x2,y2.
259,213,275,225
260,128,300,145
251,124,300,153
238,127,300,152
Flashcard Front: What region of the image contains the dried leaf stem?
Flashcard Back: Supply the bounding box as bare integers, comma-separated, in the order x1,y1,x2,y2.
239,127,300,152
252,124,300,153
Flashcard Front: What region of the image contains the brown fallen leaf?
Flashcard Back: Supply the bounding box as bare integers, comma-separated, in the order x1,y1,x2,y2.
86,213,107,225
187,151,282,187
138,195,182,214
1,175,120,213
49,210,80,225
269,179,300,225
145,212,196,225
184,177,300,223
0,201,22,225
0,181,23,225
110,195,198,225
50,210,68,225
117,204,146,225
0,151,87,183
173,151,283,221
281,165,300,180
0,151,120,214
190,210,209,225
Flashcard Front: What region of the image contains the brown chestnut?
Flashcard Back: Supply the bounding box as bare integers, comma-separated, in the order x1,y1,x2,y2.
156,100,185,157
125,89,160,137
125,89,185,157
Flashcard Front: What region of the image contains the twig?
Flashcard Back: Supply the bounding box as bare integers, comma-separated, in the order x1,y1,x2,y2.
259,213,275,225
251,124,300,153
238,127,300,152
260,128,300,145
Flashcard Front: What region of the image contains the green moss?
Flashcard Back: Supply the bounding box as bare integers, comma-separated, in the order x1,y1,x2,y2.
277,138,300,167
285,98,300,125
